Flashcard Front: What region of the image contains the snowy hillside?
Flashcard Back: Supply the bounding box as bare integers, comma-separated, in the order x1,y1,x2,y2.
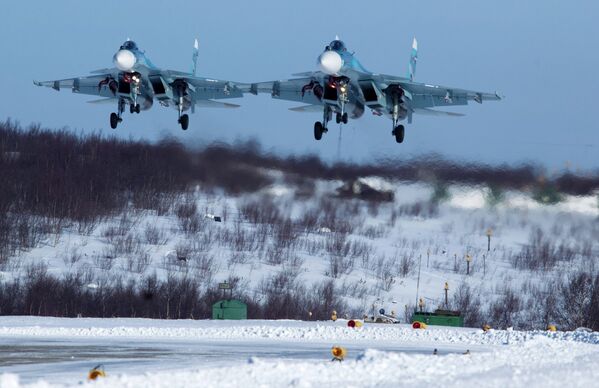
2,166,598,329
1,122,598,330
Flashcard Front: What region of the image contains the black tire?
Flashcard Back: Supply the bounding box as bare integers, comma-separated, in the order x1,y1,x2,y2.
110,113,119,129
129,104,135,114
180,114,189,130
135,104,141,114
342,112,348,124
335,113,342,124
394,125,405,143
314,121,323,140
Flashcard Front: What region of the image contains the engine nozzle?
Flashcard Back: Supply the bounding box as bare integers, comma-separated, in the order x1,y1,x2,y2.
113,49,136,71
318,51,343,75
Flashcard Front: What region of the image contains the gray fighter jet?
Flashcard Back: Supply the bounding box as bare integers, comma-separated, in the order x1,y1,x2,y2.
249,37,501,143
34,39,243,130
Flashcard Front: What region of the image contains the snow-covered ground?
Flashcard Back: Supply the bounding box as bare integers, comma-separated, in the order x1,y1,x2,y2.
0,317,598,387
1,177,597,326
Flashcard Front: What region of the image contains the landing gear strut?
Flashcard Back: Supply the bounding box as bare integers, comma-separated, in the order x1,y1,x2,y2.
390,91,405,143
110,99,125,129
177,94,189,130
174,81,190,130
313,105,331,140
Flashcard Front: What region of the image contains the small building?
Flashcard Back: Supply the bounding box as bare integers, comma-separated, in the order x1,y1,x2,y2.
212,299,247,320
411,309,464,327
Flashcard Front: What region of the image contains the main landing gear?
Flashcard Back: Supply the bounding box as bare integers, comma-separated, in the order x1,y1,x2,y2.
392,124,405,143
390,90,405,143
177,95,189,130
178,113,189,130
314,106,332,140
110,99,125,129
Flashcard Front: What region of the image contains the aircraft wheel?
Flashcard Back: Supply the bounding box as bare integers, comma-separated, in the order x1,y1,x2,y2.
335,113,342,124
342,112,348,124
314,121,324,140
129,104,135,114
110,113,119,129
394,125,405,143
179,114,189,130
135,104,141,114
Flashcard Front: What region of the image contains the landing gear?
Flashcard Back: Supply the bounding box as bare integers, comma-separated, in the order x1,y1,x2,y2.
314,121,325,140
110,98,125,129
129,103,140,114
392,125,405,143
173,80,190,130
314,106,332,141
179,114,189,130
110,113,119,129
335,112,348,124
390,89,405,144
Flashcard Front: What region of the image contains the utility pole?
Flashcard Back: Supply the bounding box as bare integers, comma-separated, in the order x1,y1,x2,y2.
444,282,449,309
454,253,457,273
486,228,493,252
483,254,486,277
466,254,472,275
427,249,430,268
415,254,422,308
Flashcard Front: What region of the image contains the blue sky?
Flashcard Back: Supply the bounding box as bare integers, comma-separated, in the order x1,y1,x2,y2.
2,0,598,170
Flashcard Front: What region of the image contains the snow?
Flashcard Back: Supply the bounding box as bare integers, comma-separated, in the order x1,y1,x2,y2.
0,317,598,388
1,178,598,327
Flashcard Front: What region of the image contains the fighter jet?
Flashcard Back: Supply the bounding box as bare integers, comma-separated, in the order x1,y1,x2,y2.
34,39,243,130
249,37,501,143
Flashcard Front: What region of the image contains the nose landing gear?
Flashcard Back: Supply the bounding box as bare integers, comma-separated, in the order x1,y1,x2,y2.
129,103,141,114
335,112,348,124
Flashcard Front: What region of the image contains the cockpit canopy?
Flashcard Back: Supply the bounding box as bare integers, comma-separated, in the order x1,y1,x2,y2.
328,40,346,52
120,41,138,51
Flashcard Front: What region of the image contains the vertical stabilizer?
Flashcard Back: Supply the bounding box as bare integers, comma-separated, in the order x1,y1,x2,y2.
191,38,199,76
409,37,418,81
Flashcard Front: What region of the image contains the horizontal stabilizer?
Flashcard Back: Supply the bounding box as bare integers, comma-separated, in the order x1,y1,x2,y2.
90,68,117,74
195,100,240,108
413,108,465,117
87,98,116,104
291,71,315,77
289,104,323,113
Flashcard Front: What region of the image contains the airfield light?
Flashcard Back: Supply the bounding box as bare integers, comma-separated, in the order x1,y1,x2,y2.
331,346,347,361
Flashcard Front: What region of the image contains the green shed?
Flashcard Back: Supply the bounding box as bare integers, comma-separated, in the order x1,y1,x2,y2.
411,309,464,327
212,299,247,320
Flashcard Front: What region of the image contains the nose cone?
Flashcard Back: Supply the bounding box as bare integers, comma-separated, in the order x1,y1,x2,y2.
113,49,136,71
318,51,343,75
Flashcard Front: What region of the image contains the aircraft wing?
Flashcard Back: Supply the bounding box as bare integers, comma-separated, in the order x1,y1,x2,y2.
374,75,501,108
412,107,465,117
34,74,118,98
249,78,324,105
159,71,244,100
195,100,240,108
288,104,323,112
